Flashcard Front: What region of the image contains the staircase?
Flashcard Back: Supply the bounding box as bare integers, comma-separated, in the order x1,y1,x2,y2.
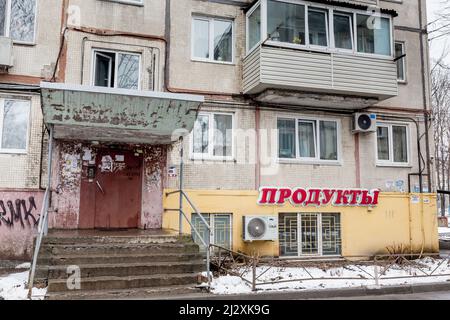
34,230,205,300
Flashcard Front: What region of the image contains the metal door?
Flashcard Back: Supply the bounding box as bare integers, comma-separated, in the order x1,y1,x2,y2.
94,150,142,229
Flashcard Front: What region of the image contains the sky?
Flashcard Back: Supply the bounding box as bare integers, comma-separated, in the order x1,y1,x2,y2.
427,0,450,64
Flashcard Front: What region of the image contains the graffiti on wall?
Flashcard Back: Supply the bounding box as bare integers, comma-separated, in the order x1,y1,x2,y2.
0,196,39,229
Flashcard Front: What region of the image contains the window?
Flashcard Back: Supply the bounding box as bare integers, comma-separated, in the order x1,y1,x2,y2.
0,98,30,153
192,213,232,252
279,213,341,257
247,4,261,51
192,17,233,63
92,50,140,90
308,8,328,47
376,123,409,165
0,0,37,43
267,0,305,45
246,1,393,57
395,42,406,81
192,112,233,159
278,117,339,162
333,12,353,50
356,14,391,56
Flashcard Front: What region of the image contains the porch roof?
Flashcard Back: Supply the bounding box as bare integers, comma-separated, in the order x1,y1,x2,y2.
40,82,204,144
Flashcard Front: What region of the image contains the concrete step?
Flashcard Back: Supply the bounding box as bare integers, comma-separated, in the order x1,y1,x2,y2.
42,234,192,245
45,284,204,300
45,261,205,279
37,252,204,266
47,273,199,292
41,242,200,256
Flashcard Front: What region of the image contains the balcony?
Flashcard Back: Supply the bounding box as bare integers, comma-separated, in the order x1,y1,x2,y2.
243,44,398,109
243,0,399,109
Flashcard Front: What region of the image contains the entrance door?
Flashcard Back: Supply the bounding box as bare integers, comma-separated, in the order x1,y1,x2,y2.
94,150,142,229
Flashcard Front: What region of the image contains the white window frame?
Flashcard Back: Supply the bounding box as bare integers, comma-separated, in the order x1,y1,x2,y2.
375,121,410,167
331,10,354,53
395,41,407,83
246,0,262,53
191,16,235,65
0,98,31,154
307,6,329,49
91,49,142,90
1,0,38,45
190,112,235,161
277,115,342,165
192,213,233,250
245,0,394,60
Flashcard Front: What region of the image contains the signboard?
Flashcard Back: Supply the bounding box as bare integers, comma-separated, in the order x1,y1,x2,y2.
258,187,380,207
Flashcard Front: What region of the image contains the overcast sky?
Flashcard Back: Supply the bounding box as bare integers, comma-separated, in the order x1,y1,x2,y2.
427,0,450,64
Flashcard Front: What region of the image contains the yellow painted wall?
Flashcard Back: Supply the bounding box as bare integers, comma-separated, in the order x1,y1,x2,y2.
163,189,439,258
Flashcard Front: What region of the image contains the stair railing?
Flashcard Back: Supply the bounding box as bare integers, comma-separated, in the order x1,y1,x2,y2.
28,125,54,299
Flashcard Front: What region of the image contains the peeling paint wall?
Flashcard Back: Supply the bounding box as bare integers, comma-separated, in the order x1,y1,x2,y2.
141,145,167,229
0,190,44,260
47,141,166,230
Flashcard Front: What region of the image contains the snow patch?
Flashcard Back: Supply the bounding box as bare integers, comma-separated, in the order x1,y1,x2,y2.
0,271,47,300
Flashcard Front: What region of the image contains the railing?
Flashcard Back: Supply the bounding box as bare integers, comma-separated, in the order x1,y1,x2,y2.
165,189,212,287
209,249,450,292
27,126,54,299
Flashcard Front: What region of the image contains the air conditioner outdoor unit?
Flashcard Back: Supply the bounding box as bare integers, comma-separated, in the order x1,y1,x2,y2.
0,37,14,71
243,216,278,241
352,113,377,133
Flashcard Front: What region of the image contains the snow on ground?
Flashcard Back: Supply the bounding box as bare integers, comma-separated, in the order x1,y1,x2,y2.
0,265,47,300
209,257,450,295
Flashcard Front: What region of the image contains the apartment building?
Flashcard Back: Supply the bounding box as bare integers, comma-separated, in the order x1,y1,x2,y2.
0,0,438,261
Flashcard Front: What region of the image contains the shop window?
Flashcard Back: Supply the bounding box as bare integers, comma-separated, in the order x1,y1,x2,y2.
0,98,30,153
192,17,233,63
191,112,233,159
333,12,353,50
376,123,409,165
192,213,232,252
395,42,406,82
92,50,141,90
356,14,391,56
278,117,339,162
279,213,341,257
0,0,37,43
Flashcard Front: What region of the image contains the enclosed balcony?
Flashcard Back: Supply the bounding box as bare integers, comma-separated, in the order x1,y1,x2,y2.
243,0,399,109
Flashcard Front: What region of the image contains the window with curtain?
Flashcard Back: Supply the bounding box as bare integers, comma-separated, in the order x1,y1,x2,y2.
278,118,296,159
298,121,316,158
376,124,409,164
308,8,328,47
267,0,305,45
278,118,339,162
333,12,353,50
357,14,391,56
0,99,30,152
192,17,233,63
192,113,233,159
247,4,261,50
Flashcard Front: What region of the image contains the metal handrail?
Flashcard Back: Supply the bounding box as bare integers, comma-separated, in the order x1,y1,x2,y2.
27,125,54,299
167,189,213,288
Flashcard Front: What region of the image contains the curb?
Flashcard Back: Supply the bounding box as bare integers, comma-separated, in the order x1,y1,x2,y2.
150,281,450,300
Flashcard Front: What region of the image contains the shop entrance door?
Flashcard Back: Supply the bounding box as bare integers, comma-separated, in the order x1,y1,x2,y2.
94,150,142,229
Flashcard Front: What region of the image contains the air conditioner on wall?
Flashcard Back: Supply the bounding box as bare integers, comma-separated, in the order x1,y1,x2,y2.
0,37,14,72
243,216,278,241
352,113,377,133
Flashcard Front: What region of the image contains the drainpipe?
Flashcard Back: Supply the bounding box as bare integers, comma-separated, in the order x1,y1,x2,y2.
418,0,432,193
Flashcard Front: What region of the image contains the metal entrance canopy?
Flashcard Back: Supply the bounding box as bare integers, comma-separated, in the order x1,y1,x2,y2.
40,82,204,144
